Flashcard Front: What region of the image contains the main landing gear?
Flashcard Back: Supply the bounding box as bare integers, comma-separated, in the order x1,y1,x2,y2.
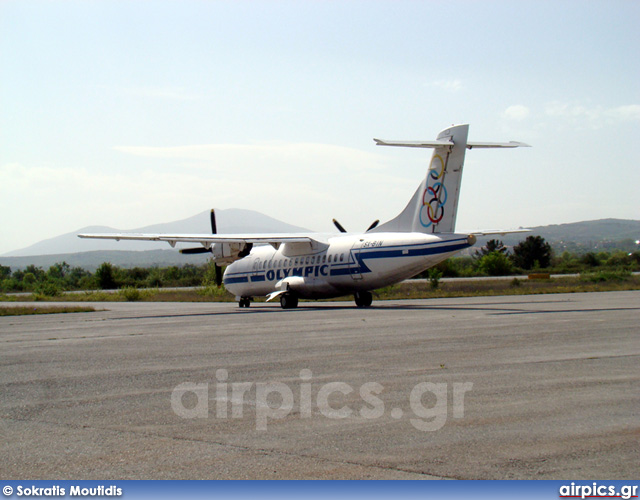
280,293,299,310
238,297,251,308
354,291,373,308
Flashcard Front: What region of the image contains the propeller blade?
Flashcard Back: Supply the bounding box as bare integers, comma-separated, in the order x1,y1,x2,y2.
366,219,380,232
215,264,223,287
332,218,347,233
180,247,211,255
210,209,217,234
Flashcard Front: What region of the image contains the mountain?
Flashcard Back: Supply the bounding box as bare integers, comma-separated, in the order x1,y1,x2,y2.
474,218,640,253
519,219,640,244
3,208,310,257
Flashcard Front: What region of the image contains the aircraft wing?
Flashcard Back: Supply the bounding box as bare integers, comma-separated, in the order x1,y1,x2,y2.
78,232,328,249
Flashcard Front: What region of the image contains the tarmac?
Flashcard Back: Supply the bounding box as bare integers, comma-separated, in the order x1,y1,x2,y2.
1,291,638,479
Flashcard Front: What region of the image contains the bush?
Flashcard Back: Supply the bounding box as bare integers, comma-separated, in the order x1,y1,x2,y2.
22,272,37,287
605,251,633,268
198,285,231,298
146,269,164,288
0,278,23,293
478,251,513,276
428,268,442,289
34,281,61,297
581,252,600,267
118,286,142,301
580,270,631,283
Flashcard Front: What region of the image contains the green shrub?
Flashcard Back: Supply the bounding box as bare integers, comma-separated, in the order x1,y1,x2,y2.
34,282,61,297
428,268,442,289
580,270,631,283
118,286,142,301
478,251,514,276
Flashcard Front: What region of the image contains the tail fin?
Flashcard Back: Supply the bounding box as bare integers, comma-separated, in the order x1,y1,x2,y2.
371,124,529,234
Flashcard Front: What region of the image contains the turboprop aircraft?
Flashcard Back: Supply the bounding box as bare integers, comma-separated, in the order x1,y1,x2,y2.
79,124,529,309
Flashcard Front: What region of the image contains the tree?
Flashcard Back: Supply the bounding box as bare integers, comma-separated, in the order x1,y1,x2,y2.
478,251,513,276
48,262,70,281
24,265,45,281
0,265,11,281
511,235,552,270
474,239,508,259
95,262,118,289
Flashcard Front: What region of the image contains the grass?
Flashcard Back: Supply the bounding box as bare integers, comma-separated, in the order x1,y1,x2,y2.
367,275,640,301
1,274,638,304
0,306,96,316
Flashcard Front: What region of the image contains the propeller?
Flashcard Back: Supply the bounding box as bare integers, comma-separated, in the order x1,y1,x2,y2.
180,209,223,286
332,218,347,233
332,218,380,233
366,219,380,232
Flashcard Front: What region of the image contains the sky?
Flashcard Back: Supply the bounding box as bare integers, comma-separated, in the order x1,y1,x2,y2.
1,0,639,255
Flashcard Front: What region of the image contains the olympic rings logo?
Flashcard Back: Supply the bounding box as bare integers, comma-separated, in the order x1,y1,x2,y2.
419,154,447,228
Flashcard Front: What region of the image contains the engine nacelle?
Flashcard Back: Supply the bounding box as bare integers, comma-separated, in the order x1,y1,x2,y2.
210,242,250,265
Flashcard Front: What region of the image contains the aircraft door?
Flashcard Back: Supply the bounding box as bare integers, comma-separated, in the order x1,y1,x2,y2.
252,258,261,280
349,239,364,280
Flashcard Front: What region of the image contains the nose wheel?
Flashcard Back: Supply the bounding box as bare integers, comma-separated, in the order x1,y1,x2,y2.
354,291,373,307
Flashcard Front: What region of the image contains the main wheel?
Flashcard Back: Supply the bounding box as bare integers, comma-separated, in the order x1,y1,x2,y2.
354,291,373,307
280,293,299,309
239,297,251,308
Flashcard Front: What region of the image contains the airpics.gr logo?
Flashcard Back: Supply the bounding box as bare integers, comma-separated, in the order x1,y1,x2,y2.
171,369,474,431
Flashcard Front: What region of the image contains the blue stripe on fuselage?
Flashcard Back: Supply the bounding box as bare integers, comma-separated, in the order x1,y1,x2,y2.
224,239,470,283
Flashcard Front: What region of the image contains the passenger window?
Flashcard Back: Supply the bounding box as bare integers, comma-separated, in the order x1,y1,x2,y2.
340,254,344,262
328,255,332,263
322,255,326,263
311,256,315,264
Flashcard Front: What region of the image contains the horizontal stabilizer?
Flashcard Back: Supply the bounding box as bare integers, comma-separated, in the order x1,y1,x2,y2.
374,139,530,149
373,139,454,148
467,141,531,149
467,229,531,236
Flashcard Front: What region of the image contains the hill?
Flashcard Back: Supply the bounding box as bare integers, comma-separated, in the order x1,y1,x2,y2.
3,208,310,256
474,218,640,253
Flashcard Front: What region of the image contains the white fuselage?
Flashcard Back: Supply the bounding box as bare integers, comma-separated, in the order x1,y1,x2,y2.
223,232,473,300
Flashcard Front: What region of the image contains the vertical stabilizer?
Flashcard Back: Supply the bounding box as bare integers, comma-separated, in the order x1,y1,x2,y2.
372,124,469,234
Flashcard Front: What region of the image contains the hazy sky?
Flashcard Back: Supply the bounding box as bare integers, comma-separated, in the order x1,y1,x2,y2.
1,0,638,254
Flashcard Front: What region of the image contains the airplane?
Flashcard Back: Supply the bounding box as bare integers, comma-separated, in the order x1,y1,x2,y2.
79,124,529,309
